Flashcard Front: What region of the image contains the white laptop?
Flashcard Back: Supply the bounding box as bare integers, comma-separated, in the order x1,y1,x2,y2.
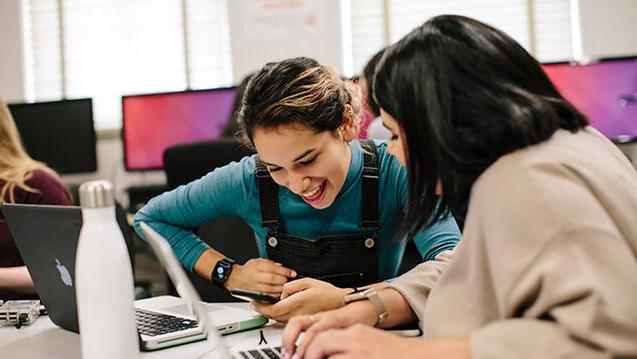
140,222,286,358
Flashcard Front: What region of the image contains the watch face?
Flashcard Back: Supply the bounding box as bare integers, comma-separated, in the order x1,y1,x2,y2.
212,259,233,284
216,266,226,280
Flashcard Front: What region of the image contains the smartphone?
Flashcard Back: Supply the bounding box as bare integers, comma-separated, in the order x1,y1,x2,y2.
386,323,422,337
387,328,422,337
230,289,280,304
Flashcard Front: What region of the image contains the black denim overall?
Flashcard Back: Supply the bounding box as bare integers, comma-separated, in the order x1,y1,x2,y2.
255,141,380,288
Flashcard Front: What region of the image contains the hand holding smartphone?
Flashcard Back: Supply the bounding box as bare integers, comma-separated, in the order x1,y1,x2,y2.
230,289,280,304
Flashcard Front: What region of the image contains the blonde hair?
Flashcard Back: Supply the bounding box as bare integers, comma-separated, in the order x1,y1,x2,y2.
0,98,61,204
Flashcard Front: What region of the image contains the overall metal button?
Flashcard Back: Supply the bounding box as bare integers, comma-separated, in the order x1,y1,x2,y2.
268,237,278,247
364,238,375,248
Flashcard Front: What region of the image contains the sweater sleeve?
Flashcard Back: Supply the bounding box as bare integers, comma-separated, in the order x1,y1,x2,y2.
467,225,637,358
465,155,637,358
411,209,461,261
133,156,256,271
388,249,455,328
23,170,72,205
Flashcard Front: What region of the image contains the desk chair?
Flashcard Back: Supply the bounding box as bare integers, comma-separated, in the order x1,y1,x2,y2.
163,139,257,302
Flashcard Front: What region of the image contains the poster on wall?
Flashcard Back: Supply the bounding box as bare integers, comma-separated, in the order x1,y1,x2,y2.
241,0,327,41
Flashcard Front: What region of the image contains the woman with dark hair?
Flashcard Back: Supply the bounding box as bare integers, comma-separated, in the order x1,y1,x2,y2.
281,15,637,358
134,57,460,321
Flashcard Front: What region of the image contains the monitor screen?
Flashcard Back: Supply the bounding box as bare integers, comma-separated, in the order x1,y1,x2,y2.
8,99,97,174
122,87,237,171
542,57,637,142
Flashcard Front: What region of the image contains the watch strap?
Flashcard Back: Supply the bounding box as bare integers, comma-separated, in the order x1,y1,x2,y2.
342,288,388,326
343,289,367,306
364,289,388,327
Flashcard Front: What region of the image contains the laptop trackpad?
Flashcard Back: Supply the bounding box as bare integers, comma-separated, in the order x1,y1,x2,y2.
161,303,227,317
161,302,257,322
206,306,257,323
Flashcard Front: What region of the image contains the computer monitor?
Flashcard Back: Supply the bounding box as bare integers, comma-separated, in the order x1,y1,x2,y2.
8,98,97,174
122,87,237,171
542,56,637,143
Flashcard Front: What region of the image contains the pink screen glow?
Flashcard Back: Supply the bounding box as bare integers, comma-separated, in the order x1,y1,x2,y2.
542,58,637,141
123,88,237,170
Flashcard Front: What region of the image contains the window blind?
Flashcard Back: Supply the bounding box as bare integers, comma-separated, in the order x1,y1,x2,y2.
23,0,232,130
23,0,63,102
388,0,531,48
349,0,385,74
24,0,573,129
532,0,572,62
62,0,186,130
185,0,233,89
348,0,574,77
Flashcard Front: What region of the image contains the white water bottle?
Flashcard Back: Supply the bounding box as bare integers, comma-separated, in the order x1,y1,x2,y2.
75,180,139,359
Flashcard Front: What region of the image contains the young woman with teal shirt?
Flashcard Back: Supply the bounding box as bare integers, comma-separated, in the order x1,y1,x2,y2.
134,57,460,321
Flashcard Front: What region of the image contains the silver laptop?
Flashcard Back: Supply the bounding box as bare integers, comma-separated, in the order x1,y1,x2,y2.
140,222,285,358
2,203,266,351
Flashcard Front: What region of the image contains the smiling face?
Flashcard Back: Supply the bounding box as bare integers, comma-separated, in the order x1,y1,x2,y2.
252,123,353,209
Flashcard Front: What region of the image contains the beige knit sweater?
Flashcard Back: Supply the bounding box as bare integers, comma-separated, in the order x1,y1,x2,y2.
391,127,637,358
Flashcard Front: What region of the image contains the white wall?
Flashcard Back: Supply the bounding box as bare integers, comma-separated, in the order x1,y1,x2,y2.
0,0,25,102
575,0,637,61
228,0,345,81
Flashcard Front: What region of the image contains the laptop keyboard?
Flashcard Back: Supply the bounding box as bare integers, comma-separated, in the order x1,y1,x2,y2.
136,308,282,357
237,346,284,359
135,308,199,337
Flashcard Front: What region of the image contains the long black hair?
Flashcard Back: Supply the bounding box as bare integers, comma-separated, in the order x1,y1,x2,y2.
374,15,588,237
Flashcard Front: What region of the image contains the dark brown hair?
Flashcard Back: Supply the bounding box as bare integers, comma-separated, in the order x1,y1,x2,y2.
238,57,359,144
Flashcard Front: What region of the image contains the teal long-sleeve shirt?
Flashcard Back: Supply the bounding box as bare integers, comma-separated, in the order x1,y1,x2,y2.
133,141,460,280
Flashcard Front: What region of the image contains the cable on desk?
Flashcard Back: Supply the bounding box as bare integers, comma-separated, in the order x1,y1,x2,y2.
259,329,268,345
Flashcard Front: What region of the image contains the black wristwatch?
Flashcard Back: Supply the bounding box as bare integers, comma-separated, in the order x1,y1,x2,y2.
211,257,236,287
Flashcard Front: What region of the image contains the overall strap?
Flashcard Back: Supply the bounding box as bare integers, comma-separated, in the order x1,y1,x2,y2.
254,157,280,234
359,140,379,232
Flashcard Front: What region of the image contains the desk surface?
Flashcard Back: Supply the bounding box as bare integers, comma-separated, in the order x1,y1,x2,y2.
0,297,285,358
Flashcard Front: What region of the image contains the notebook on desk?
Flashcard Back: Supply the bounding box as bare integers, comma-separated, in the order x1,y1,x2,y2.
2,203,267,351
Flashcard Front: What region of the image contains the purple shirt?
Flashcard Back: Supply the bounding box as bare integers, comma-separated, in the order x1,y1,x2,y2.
0,169,71,299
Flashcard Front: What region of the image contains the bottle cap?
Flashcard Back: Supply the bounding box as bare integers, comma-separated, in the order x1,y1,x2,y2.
79,180,115,208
